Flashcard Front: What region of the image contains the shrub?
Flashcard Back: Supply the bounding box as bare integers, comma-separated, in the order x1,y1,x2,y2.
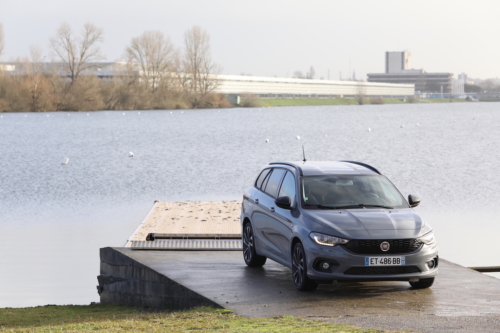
370,97,384,104
240,93,260,107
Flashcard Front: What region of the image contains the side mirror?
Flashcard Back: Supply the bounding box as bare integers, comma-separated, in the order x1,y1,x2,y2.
275,196,292,210
408,194,420,208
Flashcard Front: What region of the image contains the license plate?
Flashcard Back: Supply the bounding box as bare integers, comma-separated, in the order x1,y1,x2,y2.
365,257,405,266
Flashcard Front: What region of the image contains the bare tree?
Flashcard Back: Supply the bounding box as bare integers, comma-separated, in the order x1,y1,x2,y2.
293,71,305,79
125,30,175,93
49,22,104,89
307,66,315,79
0,23,4,57
356,81,366,105
183,26,222,108
24,46,55,111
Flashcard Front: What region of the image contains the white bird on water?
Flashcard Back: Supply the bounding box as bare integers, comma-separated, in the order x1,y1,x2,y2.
47,114,50,117
416,123,420,126
129,152,134,157
296,135,301,140
62,157,69,165
138,112,141,115
123,113,125,115
25,115,27,117
87,113,89,116
368,128,371,132
265,139,269,143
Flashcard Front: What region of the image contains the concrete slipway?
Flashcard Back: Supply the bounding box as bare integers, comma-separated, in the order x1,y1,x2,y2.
98,201,500,332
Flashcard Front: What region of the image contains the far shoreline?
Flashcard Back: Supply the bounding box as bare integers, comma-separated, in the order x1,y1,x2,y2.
0,97,493,113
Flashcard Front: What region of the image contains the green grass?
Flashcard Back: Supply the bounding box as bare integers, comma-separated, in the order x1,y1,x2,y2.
0,304,388,332
254,97,468,107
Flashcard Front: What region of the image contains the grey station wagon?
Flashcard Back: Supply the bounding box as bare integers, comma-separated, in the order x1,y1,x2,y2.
240,161,438,291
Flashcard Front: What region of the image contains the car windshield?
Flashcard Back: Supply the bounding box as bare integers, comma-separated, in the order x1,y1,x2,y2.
301,175,409,209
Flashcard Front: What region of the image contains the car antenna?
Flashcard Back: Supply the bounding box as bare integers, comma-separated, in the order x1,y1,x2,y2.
302,145,307,163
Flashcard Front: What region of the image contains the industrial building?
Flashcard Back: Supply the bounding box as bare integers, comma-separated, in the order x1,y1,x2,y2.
215,74,414,97
368,52,452,93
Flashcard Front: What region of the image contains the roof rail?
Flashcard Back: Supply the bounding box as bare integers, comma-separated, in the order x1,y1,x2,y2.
340,161,381,174
269,162,303,176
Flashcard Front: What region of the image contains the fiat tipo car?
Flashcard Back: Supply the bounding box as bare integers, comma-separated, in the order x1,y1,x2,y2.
240,161,438,291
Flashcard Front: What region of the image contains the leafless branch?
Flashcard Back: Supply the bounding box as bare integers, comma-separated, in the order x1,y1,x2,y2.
49,22,104,88
125,30,175,93
0,23,4,57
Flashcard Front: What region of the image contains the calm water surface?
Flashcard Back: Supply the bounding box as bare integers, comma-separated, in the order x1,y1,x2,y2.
1,103,500,307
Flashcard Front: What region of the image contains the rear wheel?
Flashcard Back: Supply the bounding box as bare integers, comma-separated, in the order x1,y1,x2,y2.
242,222,267,267
409,277,435,289
292,242,318,291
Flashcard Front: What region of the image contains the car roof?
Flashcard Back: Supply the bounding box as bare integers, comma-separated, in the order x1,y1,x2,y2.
268,161,381,176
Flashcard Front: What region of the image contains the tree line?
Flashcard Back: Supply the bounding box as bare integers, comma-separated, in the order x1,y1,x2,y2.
0,23,231,112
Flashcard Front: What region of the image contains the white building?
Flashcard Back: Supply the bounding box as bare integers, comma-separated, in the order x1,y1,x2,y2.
215,74,414,97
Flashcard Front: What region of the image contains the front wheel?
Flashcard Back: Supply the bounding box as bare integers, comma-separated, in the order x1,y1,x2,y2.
242,222,266,267
409,277,434,289
292,242,318,291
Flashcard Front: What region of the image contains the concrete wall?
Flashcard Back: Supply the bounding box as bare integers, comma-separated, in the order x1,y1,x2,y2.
215,74,414,97
98,247,220,310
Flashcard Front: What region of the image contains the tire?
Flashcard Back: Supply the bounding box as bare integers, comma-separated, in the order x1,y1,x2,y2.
292,242,318,291
242,222,267,267
409,277,435,289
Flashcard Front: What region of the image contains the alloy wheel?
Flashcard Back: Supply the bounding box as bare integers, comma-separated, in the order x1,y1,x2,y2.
292,244,304,287
243,223,254,262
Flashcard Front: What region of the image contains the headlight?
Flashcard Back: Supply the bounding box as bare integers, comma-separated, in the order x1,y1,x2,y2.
310,232,349,247
417,231,435,245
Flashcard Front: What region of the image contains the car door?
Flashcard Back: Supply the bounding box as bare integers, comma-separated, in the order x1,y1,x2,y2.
265,170,297,265
254,168,287,259
249,168,274,254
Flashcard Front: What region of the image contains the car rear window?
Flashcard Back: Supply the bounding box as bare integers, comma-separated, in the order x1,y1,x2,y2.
255,168,271,189
264,168,286,197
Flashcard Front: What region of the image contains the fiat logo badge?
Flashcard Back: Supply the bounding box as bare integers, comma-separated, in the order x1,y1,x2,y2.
380,241,390,252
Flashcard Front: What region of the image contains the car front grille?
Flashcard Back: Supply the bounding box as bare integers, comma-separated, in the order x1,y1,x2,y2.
343,239,422,254
344,266,422,275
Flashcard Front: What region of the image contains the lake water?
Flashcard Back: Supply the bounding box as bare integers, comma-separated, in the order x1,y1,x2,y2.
1,103,500,308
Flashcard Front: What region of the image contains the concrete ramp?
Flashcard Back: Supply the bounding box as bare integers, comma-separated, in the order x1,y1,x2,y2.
98,247,500,333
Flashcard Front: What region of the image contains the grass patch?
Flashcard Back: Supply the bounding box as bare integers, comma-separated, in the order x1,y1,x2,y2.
0,304,384,332
255,97,469,107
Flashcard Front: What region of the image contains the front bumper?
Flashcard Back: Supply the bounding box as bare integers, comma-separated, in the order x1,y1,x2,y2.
303,237,439,282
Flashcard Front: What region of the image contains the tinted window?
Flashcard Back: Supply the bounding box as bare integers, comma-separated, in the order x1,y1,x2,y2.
264,168,286,197
301,175,408,209
278,171,296,207
255,169,271,189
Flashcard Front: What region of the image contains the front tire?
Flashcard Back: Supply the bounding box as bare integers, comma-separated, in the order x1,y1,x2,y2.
242,222,267,267
292,242,318,291
409,277,434,289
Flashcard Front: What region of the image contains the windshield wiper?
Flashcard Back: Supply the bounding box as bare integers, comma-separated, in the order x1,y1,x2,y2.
359,204,394,209
303,204,339,209
304,204,393,210
333,204,394,210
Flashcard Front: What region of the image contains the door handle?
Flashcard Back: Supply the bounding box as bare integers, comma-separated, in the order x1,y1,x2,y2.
255,199,259,204
270,207,275,213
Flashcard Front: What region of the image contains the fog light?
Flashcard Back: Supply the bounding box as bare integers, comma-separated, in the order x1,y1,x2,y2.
427,260,435,269
322,262,330,270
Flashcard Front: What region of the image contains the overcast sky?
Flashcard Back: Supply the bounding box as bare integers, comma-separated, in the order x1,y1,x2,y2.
1,0,499,80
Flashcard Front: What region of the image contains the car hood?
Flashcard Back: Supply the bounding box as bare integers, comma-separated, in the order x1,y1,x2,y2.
304,208,428,239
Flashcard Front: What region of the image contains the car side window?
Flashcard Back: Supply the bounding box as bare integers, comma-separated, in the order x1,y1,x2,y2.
264,168,286,197
255,169,271,189
278,171,296,207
